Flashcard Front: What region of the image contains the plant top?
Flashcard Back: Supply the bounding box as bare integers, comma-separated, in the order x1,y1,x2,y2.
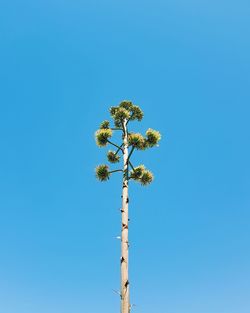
95,100,161,186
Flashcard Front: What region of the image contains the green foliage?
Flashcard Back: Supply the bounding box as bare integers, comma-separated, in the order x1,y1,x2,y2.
109,101,144,126
110,106,118,116
110,106,130,127
100,120,110,129
107,150,120,163
95,128,112,147
130,165,154,186
130,165,145,180
128,133,146,150
114,107,130,120
145,128,161,147
114,120,122,128
95,164,110,181
119,100,133,111
140,169,154,186
130,105,144,121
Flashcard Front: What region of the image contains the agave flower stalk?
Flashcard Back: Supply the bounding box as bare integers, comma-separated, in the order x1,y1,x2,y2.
94,101,161,313
121,118,130,313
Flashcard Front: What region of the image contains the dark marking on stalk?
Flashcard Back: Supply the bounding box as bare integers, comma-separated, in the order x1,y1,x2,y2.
126,197,129,203
125,280,129,288
120,256,125,263
122,223,128,229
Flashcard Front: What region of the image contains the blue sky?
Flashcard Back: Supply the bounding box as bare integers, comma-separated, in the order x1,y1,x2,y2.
0,0,250,312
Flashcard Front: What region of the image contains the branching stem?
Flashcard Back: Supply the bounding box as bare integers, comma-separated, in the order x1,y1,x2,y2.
107,140,124,152
127,146,135,162
128,161,135,171
115,143,124,155
109,169,123,174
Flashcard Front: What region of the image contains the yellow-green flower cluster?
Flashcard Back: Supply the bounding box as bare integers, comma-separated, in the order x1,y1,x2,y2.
119,100,133,111
140,170,154,186
145,128,161,147
95,128,112,147
128,133,146,150
130,105,143,121
100,120,110,129
95,164,110,181
114,107,130,121
128,129,161,150
107,150,120,163
110,106,130,127
130,165,145,180
130,165,154,186
109,101,144,126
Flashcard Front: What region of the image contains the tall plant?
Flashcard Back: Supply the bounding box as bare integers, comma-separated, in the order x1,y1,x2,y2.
95,101,161,313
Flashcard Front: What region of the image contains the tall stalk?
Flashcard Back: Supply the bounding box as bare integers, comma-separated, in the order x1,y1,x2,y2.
94,101,161,313
121,120,130,313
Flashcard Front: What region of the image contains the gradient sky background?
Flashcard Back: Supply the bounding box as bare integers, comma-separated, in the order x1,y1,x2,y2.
0,1,250,313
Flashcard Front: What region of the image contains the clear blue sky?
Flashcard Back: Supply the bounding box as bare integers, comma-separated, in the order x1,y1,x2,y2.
0,1,250,312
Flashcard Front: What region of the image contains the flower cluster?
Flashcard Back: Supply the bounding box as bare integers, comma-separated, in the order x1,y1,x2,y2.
119,100,133,111
128,129,161,150
145,128,161,147
110,101,144,126
130,105,144,121
130,165,145,180
94,102,161,187
140,170,154,186
130,165,154,186
95,129,112,147
95,164,110,181
109,106,129,127
100,120,110,129
114,107,130,121
128,133,146,150
107,150,120,163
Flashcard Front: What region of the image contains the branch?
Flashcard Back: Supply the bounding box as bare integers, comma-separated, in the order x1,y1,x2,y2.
128,161,135,180
109,169,123,174
127,146,135,162
107,140,124,151
112,289,121,298
128,161,135,171
115,143,124,155
126,167,129,181
121,120,126,133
